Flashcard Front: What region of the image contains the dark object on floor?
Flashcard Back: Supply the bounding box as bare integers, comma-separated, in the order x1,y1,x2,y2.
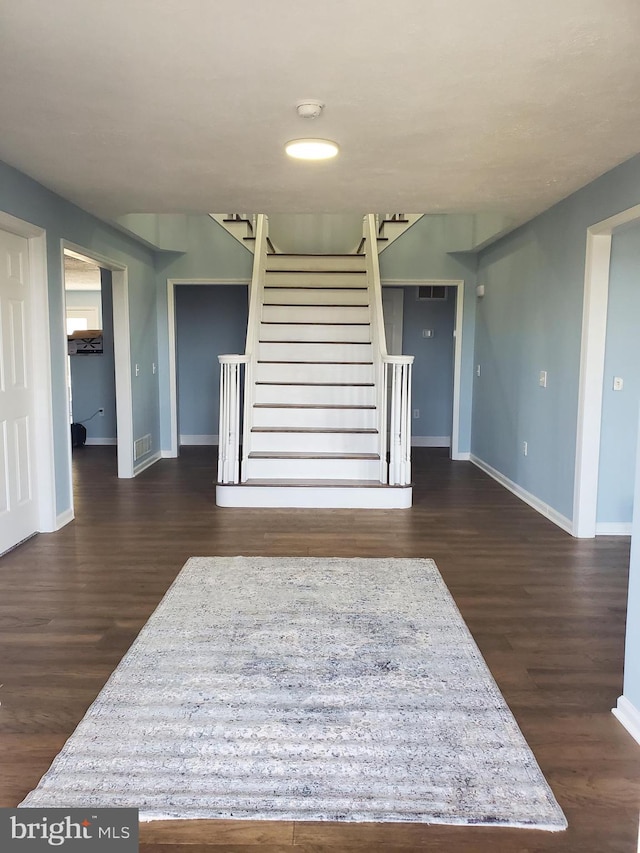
70,422,87,448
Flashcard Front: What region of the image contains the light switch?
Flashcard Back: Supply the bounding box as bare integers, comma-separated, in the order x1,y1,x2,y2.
539,370,547,388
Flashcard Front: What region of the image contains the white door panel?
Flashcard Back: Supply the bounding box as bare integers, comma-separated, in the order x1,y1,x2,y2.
0,229,37,554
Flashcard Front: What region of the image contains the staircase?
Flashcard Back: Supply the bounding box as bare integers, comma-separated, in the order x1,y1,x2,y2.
216,215,414,508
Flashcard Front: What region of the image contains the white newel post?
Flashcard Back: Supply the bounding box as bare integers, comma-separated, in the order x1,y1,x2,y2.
217,354,246,484
386,355,414,486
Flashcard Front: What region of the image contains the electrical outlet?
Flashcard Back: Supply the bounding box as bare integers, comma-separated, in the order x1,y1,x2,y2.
413,409,420,419
613,376,624,391
422,329,433,338
98,408,104,416
152,362,157,375
523,441,528,457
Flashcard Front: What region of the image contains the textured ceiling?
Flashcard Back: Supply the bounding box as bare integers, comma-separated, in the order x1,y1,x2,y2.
1,0,640,226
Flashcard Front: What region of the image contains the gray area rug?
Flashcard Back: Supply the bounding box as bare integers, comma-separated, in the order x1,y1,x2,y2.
20,556,567,829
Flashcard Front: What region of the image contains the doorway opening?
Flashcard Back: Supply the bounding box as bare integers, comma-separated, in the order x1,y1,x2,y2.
64,253,117,466
382,280,464,459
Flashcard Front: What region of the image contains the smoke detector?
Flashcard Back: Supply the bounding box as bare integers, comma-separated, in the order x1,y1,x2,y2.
296,99,324,119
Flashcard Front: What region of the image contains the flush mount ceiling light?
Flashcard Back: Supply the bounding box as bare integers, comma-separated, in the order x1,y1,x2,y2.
285,138,339,160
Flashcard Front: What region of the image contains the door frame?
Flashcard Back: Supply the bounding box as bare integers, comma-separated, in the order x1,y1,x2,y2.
0,212,56,533
166,278,250,458
382,279,465,460
573,204,640,537
62,242,134,484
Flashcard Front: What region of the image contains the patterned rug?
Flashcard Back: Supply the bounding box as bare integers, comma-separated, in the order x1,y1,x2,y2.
20,556,567,830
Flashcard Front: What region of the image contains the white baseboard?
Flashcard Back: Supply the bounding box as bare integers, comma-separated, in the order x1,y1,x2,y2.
55,508,74,529
133,451,161,476
612,696,640,745
595,522,633,536
85,437,117,446
411,436,451,447
452,451,471,461
161,450,177,458
180,434,218,445
470,454,574,535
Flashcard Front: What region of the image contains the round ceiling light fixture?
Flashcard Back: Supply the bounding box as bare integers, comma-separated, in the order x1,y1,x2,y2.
285,138,339,160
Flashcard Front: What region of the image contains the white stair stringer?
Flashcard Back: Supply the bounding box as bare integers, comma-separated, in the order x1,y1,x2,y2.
216,229,413,509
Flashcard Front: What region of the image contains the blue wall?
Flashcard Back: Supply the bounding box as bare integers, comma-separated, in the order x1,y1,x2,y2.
474,154,640,523
380,216,476,453
597,222,640,525
0,159,159,516
154,216,253,450
176,285,248,439
69,270,117,440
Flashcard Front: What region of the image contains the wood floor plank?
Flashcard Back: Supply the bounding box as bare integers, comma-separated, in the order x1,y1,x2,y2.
0,446,638,852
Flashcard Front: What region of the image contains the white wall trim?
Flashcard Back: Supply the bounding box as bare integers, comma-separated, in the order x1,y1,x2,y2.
471,453,573,535
0,213,57,534
612,696,640,745
55,507,75,530
412,436,451,447
84,437,118,446
167,277,251,458
133,450,162,476
62,242,134,481
574,204,640,537
180,434,219,445
595,522,633,536
456,452,471,462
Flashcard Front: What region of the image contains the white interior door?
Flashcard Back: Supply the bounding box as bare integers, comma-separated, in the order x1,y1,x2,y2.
0,228,38,554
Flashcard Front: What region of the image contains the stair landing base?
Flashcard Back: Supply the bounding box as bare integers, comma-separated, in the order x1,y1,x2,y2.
216,482,412,508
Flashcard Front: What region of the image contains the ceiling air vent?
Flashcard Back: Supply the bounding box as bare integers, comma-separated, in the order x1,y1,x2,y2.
417,285,447,301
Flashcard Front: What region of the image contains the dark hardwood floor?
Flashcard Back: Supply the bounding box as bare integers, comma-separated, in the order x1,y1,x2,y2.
1,446,638,852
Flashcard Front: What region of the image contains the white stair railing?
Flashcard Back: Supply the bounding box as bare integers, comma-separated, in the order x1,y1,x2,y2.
385,355,414,485
217,214,269,484
217,354,245,483
364,214,414,486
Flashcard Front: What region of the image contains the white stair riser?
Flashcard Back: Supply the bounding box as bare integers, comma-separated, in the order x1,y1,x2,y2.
258,342,373,362
254,384,376,406
265,272,367,288
265,255,366,272
252,407,377,429
263,288,369,306
250,432,378,453
255,362,375,383
262,305,370,324
259,323,371,343
243,457,381,480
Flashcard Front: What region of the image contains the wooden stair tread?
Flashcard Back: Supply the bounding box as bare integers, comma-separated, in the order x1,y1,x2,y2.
248,452,379,460
263,304,368,308
260,321,370,326
258,338,371,347
256,381,375,387
238,479,404,488
253,404,375,410
267,253,362,258
252,427,377,434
